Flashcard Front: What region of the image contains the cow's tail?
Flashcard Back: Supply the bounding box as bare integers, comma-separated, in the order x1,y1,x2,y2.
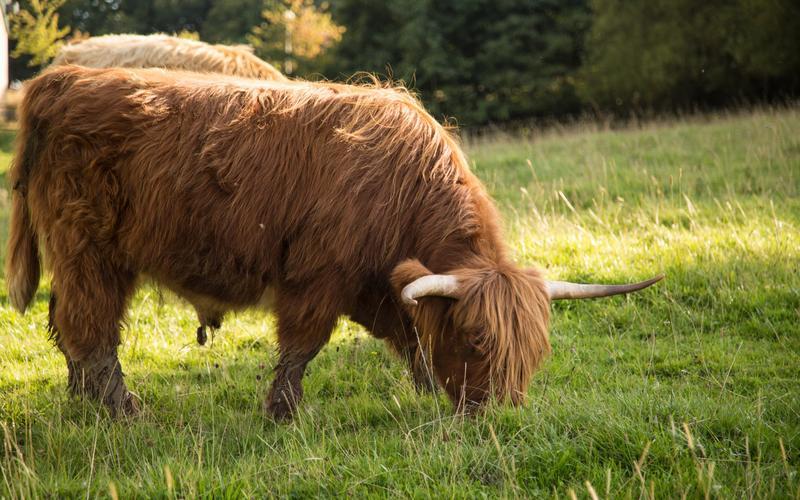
5,115,43,313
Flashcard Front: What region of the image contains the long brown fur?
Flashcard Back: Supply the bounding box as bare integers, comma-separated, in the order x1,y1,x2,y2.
6,65,551,416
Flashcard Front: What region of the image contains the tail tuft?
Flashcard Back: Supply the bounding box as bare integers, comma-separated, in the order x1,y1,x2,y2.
5,116,43,313
6,195,40,312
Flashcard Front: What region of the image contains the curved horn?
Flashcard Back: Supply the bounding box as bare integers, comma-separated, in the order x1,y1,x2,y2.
546,275,664,300
401,275,460,306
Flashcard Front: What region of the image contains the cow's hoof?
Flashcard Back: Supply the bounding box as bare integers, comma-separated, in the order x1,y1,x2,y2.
113,390,142,418
412,373,438,394
265,399,294,421
453,399,483,417
265,392,296,422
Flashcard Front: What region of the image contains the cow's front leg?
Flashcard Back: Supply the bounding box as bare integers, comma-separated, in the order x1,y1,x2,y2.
265,287,340,421
391,337,438,393
265,347,323,421
348,294,438,393
377,325,438,393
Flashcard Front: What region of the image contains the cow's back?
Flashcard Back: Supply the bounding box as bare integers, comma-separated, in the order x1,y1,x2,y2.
21,66,494,309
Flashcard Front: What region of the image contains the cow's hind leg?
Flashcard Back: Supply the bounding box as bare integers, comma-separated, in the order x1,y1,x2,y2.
50,263,137,417
265,286,341,421
49,293,81,392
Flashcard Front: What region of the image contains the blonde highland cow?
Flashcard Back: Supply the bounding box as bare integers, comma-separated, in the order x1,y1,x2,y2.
53,34,288,82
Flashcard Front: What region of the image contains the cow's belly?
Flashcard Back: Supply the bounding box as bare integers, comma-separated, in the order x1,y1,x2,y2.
165,281,277,323
257,286,277,310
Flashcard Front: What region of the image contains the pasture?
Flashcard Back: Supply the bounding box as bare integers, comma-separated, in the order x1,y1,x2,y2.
1,108,798,497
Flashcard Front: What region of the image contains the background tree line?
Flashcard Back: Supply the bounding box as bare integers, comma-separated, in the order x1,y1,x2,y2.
9,0,800,128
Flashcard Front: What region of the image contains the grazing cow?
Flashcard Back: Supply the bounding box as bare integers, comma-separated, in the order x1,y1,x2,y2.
53,34,287,82
6,65,662,419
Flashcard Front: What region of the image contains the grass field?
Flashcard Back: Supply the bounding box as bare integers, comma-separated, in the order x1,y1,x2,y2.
1,108,798,497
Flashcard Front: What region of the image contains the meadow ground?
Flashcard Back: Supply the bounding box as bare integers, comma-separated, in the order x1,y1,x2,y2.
0,108,798,498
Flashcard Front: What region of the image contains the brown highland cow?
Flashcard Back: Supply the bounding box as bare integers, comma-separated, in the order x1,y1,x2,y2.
6,65,662,419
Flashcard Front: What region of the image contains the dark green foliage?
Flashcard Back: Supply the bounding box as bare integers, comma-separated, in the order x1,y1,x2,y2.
60,0,211,36
325,0,590,126
579,0,800,113
7,0,800,125
56,0,277,42
202,0,277,43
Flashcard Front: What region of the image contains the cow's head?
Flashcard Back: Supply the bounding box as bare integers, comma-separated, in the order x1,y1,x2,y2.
392,258,662,409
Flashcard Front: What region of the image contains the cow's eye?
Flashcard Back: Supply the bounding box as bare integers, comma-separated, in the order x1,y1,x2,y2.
466,332,484,354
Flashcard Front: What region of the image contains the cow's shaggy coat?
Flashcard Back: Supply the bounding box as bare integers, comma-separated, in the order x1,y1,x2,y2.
7,65,551,418
53,34,287,81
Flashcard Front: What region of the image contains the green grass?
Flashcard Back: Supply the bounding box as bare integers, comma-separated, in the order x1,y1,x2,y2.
1,108,799,498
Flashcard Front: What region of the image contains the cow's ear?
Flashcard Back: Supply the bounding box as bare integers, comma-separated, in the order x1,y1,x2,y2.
390,259,432,301
391,258,455,337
